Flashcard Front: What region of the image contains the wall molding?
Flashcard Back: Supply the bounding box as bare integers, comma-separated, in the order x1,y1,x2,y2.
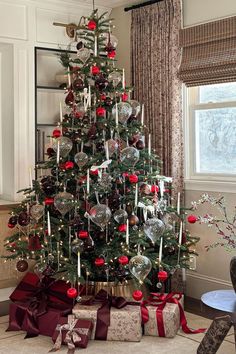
187,271,232,287
185,179,236,193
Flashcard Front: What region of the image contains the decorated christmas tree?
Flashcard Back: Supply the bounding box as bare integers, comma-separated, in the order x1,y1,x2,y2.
3,10,199,300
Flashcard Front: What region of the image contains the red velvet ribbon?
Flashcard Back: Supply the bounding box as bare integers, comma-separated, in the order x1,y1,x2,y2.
81,289,138,340
7,274,72,338
141,292,206,337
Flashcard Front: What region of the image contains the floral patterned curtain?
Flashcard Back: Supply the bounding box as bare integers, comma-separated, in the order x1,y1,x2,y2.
131,0,183,196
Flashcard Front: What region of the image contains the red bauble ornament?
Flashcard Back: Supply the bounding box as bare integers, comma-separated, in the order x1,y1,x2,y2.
87,19,96,30
107,50,116,59
52,129,61,138
95,257,105,267
16,259,28,272
67,287,78,299
121,93,129,102
100,93,106,101
96,107,106,116
151,185,159,193
158,270,168,282
90,169,98,176
164,188,170,193
118,255,129,265
132,290,143,301
129,174,138,183
136,140,145,150
47,147,55,157
91,65,100,75
8,215,18,228
118,224,127,232
65,161,74,170
44,197,54,205
140,183,151,195
28,234,42,251
187,214,198,224
65,91,74,105
78,230,88,239
122,172,129,179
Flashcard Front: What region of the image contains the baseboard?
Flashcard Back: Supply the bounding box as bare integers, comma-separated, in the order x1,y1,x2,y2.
186,271,233,299
0,300,10,316
0,287,14,302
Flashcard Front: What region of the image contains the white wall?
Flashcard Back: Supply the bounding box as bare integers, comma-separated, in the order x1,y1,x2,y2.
111,0,236,298
0,0,111,202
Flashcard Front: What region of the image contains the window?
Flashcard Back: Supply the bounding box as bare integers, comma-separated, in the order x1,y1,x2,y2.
185,82,236,181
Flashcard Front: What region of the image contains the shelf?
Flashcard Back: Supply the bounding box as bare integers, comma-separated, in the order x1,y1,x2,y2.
37,85,66,91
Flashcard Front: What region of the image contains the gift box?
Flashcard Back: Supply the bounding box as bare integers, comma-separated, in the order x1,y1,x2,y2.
51,315,93,352
7,301,71,337
7,272,73,337
73,290,142,342
142,293,184,338
142,293,206,338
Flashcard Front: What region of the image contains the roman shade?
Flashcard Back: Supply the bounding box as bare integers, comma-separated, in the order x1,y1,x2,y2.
178,16,236,86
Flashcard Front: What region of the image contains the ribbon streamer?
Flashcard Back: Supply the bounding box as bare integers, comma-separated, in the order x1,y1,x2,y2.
91,160,112,171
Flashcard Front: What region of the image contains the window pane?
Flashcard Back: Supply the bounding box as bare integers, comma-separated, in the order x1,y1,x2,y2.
199,83,236,103
195,107,236,174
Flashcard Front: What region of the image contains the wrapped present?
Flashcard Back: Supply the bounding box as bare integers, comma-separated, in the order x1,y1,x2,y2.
51,315,93,352
142,293,206,338
7,301,71,337
7,272,73,338
9,272,73,306
73,289,142,342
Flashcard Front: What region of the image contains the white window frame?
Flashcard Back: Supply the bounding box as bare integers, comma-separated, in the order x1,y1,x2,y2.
184,84,236,193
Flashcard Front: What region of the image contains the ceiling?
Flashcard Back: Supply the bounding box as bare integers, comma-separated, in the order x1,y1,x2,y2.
82,0,146,9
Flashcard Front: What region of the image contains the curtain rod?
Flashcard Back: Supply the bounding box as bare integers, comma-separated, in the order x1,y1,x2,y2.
124,0,163,12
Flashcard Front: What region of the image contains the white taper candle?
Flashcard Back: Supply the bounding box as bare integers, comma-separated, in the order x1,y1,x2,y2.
115,103,119,126
59,102,63,123
77,251,81,278
122,68,125,89
177,192,180,214
87,168,90,194
126,219,129,245
94,35,97,56
135,184,138,207
47,211,51,236
159,237,163,263
141,104,144,126
159,180,164,198
178,221,183,246
56,140,60,164
67,67,71,87
148,134,151,156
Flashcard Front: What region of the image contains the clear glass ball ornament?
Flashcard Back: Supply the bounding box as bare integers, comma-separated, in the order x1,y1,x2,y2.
103,33,119,48
129,100,141,117
129,254,152,282
143,217,165,243
30,204,44,222
112,102,132,124
107,139,118,156
120,146,140,167
71,239,84,254
76,47,91,63
108,71,122,87
52,137,73,158
113,209,128,224
89,204,112,230
54,191,74,216
74,151,89,168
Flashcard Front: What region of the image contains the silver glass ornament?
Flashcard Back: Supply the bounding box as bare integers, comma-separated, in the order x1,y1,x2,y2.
77,47,90,63
129,100,141,117
89,204,111,230
143,217,165,243
120,146,140,167
54,191,74,216
112,102,132,124
99,172,112,189
113,209,128,224
30,203,44,222
52,137,73,158
129,255,152,282
74,151,89,168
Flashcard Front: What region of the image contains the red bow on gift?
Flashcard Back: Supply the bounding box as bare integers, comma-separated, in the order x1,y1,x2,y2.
141,292,206,337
